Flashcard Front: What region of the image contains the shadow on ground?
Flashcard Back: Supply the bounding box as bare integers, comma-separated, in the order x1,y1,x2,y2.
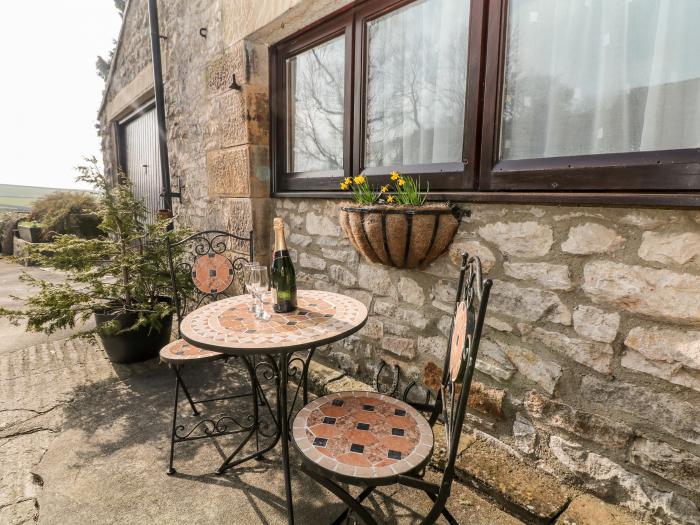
36,357,522,524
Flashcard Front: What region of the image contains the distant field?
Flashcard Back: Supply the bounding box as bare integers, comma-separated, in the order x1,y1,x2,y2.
0,184,94,212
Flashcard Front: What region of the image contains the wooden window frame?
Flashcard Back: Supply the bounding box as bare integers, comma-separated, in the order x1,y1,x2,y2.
271,12,354,193
271,0,482,194
270,0,700,207
478,0,700,194
350,0,483,192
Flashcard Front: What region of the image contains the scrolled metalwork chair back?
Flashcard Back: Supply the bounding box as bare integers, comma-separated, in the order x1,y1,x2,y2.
439,253,492,478
165,229,254,337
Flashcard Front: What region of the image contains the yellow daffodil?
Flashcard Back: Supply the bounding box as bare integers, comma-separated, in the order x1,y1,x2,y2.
390,171,400,181
386,195,395,203
353,175,366,185
398,178,406,186
344,177,352,185
340,182,349,190
380,185,389,193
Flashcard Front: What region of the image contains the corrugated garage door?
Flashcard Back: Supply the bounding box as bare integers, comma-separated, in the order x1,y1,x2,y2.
121,106,162,220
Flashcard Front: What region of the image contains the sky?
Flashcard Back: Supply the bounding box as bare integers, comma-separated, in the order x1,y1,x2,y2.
0,2,123,190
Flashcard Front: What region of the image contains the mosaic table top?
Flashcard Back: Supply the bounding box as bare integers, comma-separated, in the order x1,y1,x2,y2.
292,391,433,482
180,290,368,355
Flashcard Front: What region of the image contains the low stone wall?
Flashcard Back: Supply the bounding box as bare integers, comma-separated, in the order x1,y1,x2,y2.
275,198,700,524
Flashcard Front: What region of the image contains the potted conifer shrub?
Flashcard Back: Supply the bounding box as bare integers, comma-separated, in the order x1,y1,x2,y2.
0,159,188,364
339,172,463,269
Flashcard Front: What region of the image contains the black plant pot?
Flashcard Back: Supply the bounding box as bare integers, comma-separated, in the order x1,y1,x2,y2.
94,303,173,364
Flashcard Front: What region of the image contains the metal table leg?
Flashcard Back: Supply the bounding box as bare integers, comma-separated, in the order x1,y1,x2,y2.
279,352,295,524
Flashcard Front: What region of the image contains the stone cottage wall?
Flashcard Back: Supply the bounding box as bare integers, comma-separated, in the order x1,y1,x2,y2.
99,0,273,251
99,0,151,183
274,199,700,523
99,1,700,522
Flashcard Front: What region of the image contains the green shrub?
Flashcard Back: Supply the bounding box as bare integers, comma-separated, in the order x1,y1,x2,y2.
0,158,191,339
18,220,44,228
30,191,100,238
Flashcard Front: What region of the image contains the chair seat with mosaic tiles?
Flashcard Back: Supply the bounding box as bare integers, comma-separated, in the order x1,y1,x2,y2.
292,391,433,483
159,338,224,364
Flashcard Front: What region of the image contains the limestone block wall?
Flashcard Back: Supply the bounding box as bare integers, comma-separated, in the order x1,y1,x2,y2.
274,199,700,524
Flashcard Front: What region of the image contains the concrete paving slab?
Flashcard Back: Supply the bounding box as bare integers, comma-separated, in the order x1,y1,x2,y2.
1,331,525,524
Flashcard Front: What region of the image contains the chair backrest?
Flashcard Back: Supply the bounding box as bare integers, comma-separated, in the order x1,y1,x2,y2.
165,229,254,336
438,252,492,481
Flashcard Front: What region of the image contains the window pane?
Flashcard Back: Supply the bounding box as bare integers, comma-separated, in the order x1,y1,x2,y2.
365,0,470,167
287,35,345,172
500,0,700,161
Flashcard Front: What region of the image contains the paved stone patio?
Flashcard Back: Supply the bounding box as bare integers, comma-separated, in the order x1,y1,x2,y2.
0,336,525,524
0,260,525,524
0,259,646,524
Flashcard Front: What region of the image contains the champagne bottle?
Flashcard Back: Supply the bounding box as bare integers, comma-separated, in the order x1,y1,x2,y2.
271,218,297,313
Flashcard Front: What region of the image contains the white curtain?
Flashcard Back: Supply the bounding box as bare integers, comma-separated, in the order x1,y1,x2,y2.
365,0,470,167
501,0,700,160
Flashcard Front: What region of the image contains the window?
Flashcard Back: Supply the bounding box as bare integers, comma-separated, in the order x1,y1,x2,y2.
272,0,479,192
480,0,700,194
287,35,346,174
364,0,469,168
500,1,700,160
271,0,700,205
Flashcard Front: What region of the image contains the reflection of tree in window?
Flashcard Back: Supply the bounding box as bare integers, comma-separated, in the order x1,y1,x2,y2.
288,37,345,172
365,0,469,168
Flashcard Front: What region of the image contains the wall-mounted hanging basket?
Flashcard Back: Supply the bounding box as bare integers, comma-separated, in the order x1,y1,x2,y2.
339,204,465,270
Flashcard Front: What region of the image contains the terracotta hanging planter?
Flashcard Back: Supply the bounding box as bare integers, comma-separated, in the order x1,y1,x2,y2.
339,203,465,270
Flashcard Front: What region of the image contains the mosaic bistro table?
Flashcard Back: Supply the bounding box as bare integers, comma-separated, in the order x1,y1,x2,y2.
180,289,368,524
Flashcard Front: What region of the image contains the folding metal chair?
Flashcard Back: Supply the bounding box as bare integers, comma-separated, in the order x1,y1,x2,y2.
160,230,273,474
292,253,492,524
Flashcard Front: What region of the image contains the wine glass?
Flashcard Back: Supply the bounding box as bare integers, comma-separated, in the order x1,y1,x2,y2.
249,264,271,321
243,261,260,313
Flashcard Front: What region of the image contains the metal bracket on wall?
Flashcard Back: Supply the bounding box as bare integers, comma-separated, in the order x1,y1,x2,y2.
199,28,207,38
448,205,470,221
162,178,184,202
229,74,242,91
373,360,400,396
